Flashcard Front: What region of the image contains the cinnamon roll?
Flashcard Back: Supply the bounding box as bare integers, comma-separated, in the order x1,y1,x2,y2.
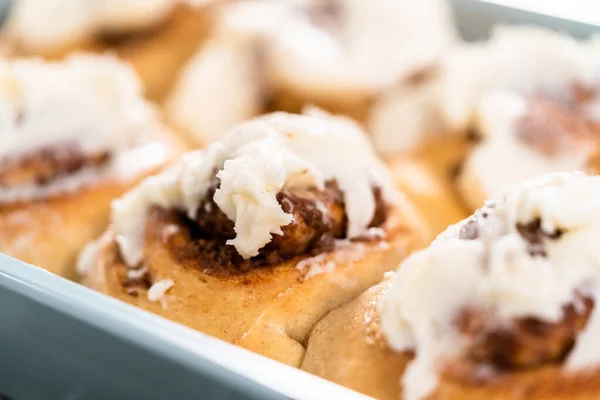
80,109,425,366
459,82,600,211
303,172,600,400
166,0,455,146
2,0,220,100
370,27,600,220
0,55,182,279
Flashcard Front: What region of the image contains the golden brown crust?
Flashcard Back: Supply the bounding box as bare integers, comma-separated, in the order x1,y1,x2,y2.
301,281,600,400
84,193,426,366
113,5,215,101
435,363,600,400
302,281,408,400
0,131,184,279
387,135,471,241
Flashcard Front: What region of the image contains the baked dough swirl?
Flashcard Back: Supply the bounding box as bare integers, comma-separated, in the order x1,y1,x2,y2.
80,110,425,366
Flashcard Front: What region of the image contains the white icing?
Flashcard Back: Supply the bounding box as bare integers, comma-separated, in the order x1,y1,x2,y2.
370,26,600,154
113,110,397,266
440,27,600,130
270,0,455,96
0,55,167,202
0,55,155,159
5,0,175,52
462,92,589,204
147,279,174,302
167,0,455,145
380,172,600,400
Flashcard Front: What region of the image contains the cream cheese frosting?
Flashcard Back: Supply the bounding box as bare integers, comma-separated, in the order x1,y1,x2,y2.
167,0,455,145
370,26,600,154
269,0,455,96
380,172,600,400
0,55,167,202
0,55,155,159
5,0,175,52
113,109,398,266
440,27,600,130
459,92,592,208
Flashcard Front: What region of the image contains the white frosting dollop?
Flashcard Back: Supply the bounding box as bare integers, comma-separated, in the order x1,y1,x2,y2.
167,0,455,145
270,0,455,96
460,92,591,208
0,55,167,202
0,55,154,159
5,0,175,52
370,26,600,154
380,172,600,400
113,109,397,266
440,27,600,130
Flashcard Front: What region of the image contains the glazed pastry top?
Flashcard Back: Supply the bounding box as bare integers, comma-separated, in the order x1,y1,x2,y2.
0,55,154,159
113,109,398,266
5,0,175,52
370,26,600,154
465,90,600,200
269,0,455,93
457,28,600,201
441,27,600,131
379,172,600,400
0,55,168,202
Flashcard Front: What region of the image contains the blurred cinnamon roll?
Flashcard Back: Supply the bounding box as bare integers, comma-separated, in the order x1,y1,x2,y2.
2,0,222,100
0,55,182,278
80,109,425,366
369,27,600,233
166,0,456,146
303,172,600,400
458,80,600,211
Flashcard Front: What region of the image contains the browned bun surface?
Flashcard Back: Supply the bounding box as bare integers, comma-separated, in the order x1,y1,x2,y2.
387,134,471,241
84,193,425,366
302,281,407,400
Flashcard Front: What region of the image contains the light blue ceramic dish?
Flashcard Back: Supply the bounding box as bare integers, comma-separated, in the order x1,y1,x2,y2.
0,254,371,400
0,1,598,399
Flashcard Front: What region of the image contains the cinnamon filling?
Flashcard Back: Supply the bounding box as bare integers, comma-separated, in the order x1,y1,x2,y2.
517,84,600,157
304,0,343,28
157,179,388,275
457,296,594,369
121,267,152,298
0,144,111,189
